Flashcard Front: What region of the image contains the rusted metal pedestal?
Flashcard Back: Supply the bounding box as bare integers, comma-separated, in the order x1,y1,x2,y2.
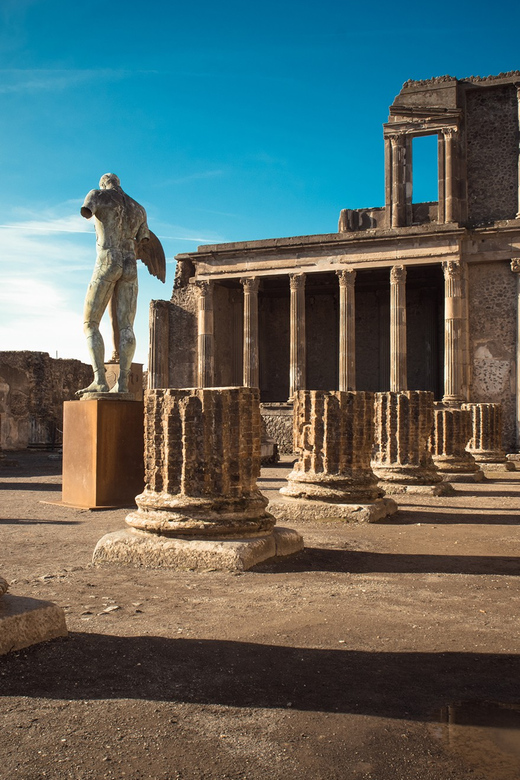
62,399,144,508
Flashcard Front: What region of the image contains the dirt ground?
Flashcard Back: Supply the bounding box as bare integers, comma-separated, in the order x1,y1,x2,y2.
1,452,520,780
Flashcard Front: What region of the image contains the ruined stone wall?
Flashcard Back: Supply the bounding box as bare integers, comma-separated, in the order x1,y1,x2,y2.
465,85,518,224
261,403,294,454
168,285,198,388
0,351,92,450
467,261,516,450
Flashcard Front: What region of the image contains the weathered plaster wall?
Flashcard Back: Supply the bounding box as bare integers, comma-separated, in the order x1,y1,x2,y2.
0,351,92,450
168,285,198,388
259,292,290,402
306,290,338,391
466,85,518,224
214,285,241,387
355,287,390,392
406,281,443,398
468,261,516,450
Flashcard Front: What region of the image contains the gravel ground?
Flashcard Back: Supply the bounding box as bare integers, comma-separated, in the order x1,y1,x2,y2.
1,452,520,779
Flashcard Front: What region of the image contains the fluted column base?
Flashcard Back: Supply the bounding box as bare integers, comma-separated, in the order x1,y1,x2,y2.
429,405,485,483
126,490,274,539
372,391,454,495
269,390,398,523
93,387,304,570
280,470,383,504
462,402,516,472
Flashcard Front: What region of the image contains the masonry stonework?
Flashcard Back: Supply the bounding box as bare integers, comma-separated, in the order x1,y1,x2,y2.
467,262,516,451
0,351,92,450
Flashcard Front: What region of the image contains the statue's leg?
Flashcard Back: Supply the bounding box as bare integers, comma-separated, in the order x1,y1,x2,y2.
110,260,138,394
108,293,120,363
76,257,120,396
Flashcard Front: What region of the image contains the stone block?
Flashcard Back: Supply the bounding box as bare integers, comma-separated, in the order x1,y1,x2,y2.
93,527,303,572
0,594,67,656
268,496,397,524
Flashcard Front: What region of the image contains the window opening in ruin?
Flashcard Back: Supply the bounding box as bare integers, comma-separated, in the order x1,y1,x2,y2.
412,134,438,204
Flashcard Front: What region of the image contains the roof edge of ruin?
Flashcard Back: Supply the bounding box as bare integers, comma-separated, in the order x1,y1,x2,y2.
402,70,520,90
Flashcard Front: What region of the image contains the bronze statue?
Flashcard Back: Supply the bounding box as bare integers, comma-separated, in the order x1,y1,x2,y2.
76,173,165,397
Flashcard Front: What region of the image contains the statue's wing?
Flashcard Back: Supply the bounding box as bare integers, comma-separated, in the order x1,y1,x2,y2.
136,231,166,283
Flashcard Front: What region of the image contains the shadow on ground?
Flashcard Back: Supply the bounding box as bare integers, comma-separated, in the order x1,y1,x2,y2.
0,482,61,492
383,508,520,526
256,547,520,576
1,634,519,725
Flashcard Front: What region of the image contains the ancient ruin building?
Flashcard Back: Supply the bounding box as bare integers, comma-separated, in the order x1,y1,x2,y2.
151,72,520,451
0,351,92,450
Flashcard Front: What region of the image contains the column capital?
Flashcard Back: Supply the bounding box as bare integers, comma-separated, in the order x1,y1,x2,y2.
441,126,457,139
387,132,402,145
442,259,462,281
390,264,406,284
240,276,260,293
511,259,520,274
336,268,356,287
197,280,213,297
289,272,306,291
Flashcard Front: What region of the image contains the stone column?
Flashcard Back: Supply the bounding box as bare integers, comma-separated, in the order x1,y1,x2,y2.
93,387,303,571
442,260,465,406
511,259,520,449
230,289,242,386
384,136,392,222
390,265,407,392
289,273,306,400
390,134,404,228
268,390,396,523
516,85,520,219
241,277,260,388
337,268,356,391
372,391,452,495
462,402,515,471
148,300,170,389
437,132,446,224
428,404,483,482
197,281,214,388
443,128,455,223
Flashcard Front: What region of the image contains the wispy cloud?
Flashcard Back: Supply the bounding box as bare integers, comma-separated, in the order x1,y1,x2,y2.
159,170,226,186
0,68,153,95
0,206,221,363
0,214,92,235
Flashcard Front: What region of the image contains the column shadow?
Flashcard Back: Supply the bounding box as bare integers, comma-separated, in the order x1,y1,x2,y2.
1,634,519,724
257,547,519,576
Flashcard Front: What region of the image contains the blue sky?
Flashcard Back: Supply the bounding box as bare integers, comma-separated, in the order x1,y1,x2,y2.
0,0,519,366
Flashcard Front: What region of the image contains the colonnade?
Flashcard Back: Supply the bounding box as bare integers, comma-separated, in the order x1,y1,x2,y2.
384,127,457,228
196,259,467,406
